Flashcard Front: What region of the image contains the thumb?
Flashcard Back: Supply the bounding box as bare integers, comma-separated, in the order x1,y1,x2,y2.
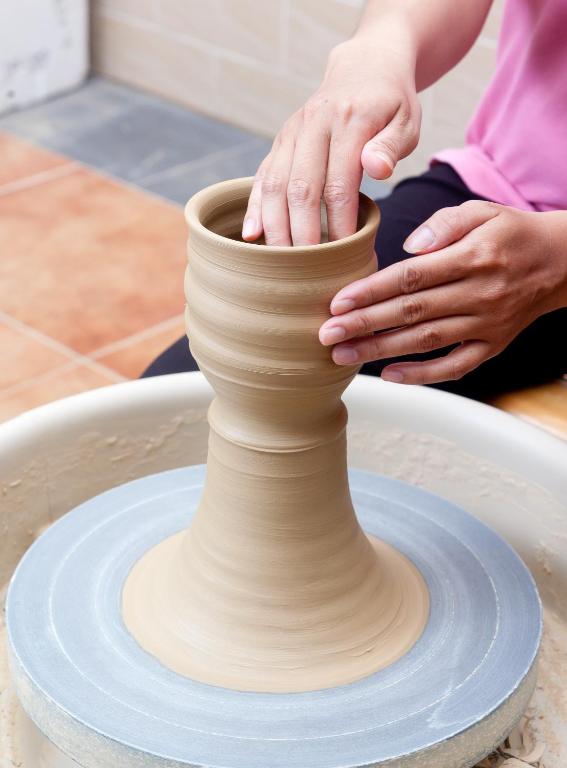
361,106,420,180
403,200,501,254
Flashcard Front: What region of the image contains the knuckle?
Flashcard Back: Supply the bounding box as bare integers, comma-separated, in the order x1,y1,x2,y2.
303,95,327,122
459,199,481,214
400,263,425,294
404,129,419,155
475,241,508,273
397,106,414,132
287,178,318,207
399,295,425,325
448,357,468,381
367,335,382,359
263,229,288,246
323,179,352,209
373,134,399,159
262,174,286,197
482,200,501,216
334,98,356,122
470,241,494,269
485,277,508,303
278,116,295,141
416,325,442,353
354,311,373,336
437,205,462,232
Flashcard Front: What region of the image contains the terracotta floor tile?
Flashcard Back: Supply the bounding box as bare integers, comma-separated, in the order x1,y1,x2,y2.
0,132,69,188
0,166,187,354
95,316,186,378
0,362,117,423
0,320,73,390
491,380,567,441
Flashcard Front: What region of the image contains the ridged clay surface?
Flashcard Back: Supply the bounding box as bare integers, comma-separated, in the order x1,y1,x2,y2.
122,178,429,692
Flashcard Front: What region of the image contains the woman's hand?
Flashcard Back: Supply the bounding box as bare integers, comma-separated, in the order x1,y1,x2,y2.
242,26,420,247
319,201,567,384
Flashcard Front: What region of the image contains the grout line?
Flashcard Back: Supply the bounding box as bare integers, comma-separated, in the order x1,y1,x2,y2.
60,151,185,208
0,359,80,400
2,90,266,210
0,312,128,388
13,129,259,210
90,313,185,359
96,8,276,74
80,356,131,383
136,137,265,186
0,162,79,197
95,8,320,92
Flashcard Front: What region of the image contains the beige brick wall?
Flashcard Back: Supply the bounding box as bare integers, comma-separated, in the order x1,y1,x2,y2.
92,0,504,181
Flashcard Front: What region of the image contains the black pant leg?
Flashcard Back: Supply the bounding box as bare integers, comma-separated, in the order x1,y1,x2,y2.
142,335,199,377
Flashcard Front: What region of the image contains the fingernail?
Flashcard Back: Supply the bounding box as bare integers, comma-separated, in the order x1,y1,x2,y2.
320,325,346,345
331,298,356,314
242,217,257,239
381,368,404,383
332,346,358,364
404,225,435,253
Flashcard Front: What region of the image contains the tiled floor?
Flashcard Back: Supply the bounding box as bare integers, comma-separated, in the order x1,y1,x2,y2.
1,77,566,439
0,80,258,420
0,131,187,421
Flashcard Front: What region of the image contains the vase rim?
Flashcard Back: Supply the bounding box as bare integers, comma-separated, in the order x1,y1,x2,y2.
184,176,380,255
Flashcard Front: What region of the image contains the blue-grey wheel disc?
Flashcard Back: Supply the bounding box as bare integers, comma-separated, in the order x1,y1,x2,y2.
6,467,541,768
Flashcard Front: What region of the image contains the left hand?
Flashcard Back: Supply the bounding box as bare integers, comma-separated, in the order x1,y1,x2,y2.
319,200,567,385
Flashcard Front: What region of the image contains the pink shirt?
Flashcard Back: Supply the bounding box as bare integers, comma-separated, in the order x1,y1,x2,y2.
434,0,567,212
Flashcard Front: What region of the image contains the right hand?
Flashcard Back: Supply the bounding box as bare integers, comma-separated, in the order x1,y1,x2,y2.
242,35,421,246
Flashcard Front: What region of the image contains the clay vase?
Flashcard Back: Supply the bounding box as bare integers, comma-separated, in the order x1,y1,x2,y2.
123,178,428,693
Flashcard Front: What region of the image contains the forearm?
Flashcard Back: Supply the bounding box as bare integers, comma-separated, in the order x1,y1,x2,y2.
354,0,493,90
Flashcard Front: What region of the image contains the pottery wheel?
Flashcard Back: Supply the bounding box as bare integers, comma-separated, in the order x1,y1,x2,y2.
6,466,541,768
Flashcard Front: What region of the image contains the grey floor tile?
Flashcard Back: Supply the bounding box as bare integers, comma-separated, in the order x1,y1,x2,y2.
141,137,272,204
0,76,262,184
361,174,391,200
144,145,392,207
55,102,259,184
0,75,391,207
0,77,133,144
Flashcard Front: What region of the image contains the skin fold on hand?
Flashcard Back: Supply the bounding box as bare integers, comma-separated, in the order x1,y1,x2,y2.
319,201,567,385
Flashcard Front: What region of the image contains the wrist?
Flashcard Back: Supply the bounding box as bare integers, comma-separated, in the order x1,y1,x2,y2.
331,11,417,84
537,211,567,313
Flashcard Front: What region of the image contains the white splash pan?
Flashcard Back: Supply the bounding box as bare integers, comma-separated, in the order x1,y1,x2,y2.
1,372,566,767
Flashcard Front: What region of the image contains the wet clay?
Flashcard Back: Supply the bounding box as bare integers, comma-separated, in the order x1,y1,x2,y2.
122,178,429,693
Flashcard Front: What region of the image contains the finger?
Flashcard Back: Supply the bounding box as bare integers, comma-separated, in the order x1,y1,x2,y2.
331,316,475,366
403,199,501,254
323,128,364,241
261,132,296,246
242,166,265,241
380,340,490,385
287,121,330,245
330,247,467,315
320,284,470,345
361,102,420,180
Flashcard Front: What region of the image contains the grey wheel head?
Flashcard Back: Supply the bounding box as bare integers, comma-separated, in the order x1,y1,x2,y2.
7,467,542,768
